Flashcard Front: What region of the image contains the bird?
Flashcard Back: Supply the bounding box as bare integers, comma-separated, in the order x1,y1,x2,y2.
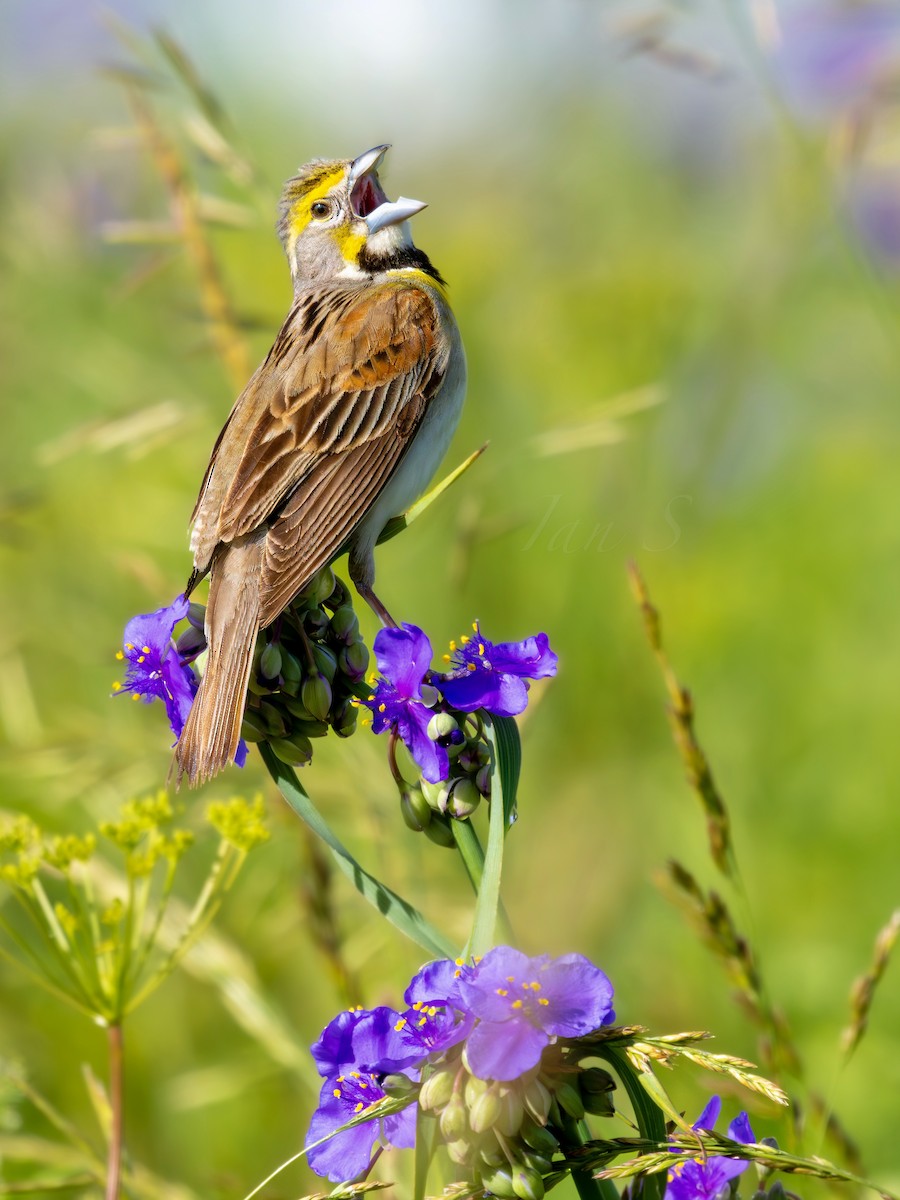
174,145,466,786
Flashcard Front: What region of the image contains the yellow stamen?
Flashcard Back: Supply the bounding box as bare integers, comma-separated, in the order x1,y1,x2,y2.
512,999,523,1009
461,635,471,645
395,1017,408,1031
466,663,476,672
442,654,451,663
496,988,508,996
142,646,151,654
112,682,122,692
538,998,549,1006
378,703,386,713
115,651,124,661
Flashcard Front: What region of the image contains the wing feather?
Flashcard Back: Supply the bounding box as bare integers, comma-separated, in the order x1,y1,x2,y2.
190,283,445,573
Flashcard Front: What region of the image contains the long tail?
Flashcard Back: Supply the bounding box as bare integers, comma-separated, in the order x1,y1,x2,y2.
174,534,264,787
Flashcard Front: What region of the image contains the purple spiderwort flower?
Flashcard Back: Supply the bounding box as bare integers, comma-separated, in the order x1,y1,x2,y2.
665,1096,756,1200
439,623,558,717
306,1072,417,1182
773,2,900,119
359,624,448,783
113,595,197,738
306,946,617,1181
306,1004,423,1182
114,595,246,766
457,946,614,1081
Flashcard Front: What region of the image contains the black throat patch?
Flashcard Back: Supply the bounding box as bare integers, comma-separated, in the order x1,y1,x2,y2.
358,245,447,286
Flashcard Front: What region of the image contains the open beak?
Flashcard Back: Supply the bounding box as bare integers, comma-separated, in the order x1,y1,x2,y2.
348,144,427,235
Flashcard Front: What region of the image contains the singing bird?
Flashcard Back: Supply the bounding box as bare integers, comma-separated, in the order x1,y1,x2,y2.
174,145,466,786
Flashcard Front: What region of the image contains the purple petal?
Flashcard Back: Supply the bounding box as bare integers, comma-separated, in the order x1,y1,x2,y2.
351,1006,422,1072
306,1085,380,1182
535,953,616,1035
397,704,449,783
487,633,558,680
457,946,539,1021
122,594,189,653
693,1096,721,1133
405,957,469,1007
440,671,529,716
373,624,432,699
311,1008,370,1076
464,1016,549,1081
727,1111,755,1144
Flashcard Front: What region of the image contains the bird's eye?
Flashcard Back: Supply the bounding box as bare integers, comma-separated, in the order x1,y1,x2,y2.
310,200,332,219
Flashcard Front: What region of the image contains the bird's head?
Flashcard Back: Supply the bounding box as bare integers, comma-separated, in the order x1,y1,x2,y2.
277,145,427,286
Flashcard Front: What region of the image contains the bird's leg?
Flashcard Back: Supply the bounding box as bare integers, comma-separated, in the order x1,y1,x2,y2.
355,580,398,628
348,546,398,627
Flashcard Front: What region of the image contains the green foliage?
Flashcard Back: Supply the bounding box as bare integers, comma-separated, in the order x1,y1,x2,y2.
3,8,900,1199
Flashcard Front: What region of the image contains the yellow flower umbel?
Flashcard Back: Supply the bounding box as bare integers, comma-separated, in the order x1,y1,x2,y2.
0,791,268,1024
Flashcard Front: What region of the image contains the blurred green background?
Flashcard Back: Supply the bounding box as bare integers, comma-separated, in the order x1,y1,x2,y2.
2,0,900,1195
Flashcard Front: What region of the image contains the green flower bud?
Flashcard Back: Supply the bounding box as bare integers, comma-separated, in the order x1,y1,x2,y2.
423,814,455,848
400,787,432,833
259,642,283,681
304,608,330,638
279,651,302,695
303,566,336,608
446,778,481,820
338,641,370,681
301,672,332,721
494,1086,525,1137
579,1067,616,1117
475,764,493,796
553,1080,584,1120
175,625,206,657
418,1066,455,1112
330,697,358,739
464,1072,489,1107
245,672,270,697
445,1138,472,1166
525,1080,554,1123
480,1167,517,1199
268,734,313,767
520,1116,558,1155
324,574,349,610
329,606,360,644
311,643,338,683
427,712,459,742
240,710,268,743
380,1073,416,1099
512,1164,545,1200
440,1092,468,1141
288,718,330,739
477,1134,505,1168
521,1150,553,1175
457,745,488,773
187,601,206,630
283,694,315,720
469,1084,502,1134
420,779,445,812
259,702,288,738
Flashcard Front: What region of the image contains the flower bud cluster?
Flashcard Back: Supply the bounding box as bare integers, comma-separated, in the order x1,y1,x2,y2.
399,712,492,845
304,946,616,1192
186,567,367,768
418,1044,616,1198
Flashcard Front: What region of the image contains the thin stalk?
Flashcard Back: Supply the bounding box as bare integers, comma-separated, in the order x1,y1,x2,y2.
450,819,484,893
105,1023,124,1200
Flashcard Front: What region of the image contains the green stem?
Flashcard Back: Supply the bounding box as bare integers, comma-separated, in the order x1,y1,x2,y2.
450,819,484,892
105,1023,124,1200
560,1113,620,1200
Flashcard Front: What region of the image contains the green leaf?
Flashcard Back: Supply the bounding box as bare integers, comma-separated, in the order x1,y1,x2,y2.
492,715,521,827
260,745,454,958
377,444,487,545
594,1045,667,1200
413,1107,438,1200
465,717,506,957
